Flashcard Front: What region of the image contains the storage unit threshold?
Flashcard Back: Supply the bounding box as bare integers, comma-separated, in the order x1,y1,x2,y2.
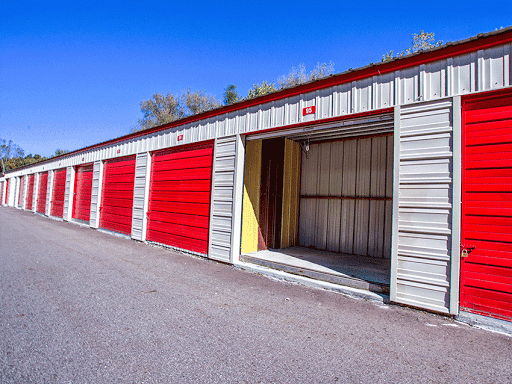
241,247,390,295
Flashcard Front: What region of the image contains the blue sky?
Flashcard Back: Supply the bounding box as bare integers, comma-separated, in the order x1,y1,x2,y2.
1,0,510,157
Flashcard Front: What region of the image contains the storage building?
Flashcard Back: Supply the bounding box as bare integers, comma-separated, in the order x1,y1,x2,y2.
2,27,511,325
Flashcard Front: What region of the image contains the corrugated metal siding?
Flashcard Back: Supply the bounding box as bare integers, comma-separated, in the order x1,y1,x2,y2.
11,178,16,207
45,171,53,216
89,161,103,228
32,173,39,212
299,133,393,257
14,177,20,208
4,44,510,182
62,166,74,221
208,136,238,262
393,99,454,314
131,153,150,241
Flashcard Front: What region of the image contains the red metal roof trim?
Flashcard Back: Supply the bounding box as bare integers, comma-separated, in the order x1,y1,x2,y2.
6,27,512,174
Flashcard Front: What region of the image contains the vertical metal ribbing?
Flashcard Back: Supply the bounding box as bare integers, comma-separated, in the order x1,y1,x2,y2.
450,96,462,315
46,171,53,216
392,99,454,314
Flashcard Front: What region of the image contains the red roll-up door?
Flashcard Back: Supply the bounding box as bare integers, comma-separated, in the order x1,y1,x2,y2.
461,89,512,322
4,179,9,204
25,174,35,211
18,176,25,207
146,142,213,254
51,169,67,217
0,181,4,204
72,163,94,222
37,172,48,214
100,155,136,235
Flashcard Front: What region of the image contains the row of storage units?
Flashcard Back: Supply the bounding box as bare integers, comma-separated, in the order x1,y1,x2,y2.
1,28,511,326
1,145,213,256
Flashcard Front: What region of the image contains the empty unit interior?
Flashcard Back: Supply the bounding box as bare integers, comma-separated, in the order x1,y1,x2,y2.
241,113,394,291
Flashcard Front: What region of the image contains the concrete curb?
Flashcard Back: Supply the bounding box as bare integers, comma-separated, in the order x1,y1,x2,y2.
456,311,512,337
236,262,388,304
97,228,131,240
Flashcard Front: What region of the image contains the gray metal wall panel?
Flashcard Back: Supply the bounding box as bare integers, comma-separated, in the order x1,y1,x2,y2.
299,127,393,258
209,136,237,263
13,178,19,208
131,153,149,241
20,176,27,209
63,166,73,221
326,199,342,252
298,199,315,247
32,173,39,212
393,99,454,314
328,141,344,195
89,161,102,228
45,171,53,215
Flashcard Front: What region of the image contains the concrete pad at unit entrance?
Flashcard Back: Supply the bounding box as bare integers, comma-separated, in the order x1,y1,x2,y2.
1,207,511,384
240,247,390,295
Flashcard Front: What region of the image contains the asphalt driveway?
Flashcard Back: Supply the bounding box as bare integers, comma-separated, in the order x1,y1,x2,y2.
1,207,510,383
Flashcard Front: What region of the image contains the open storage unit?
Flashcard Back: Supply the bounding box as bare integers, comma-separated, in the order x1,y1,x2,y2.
241,112,395,293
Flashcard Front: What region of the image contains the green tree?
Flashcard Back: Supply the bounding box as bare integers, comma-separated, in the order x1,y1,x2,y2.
180,89,221,116
136,90,220,132
382,30,444,62
246,81,278,99
223,84,239,105
138,92,184,131
1,139,24,173
244,61,335,100
53,149,69,157
1,138,48,172
277,61,335,89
